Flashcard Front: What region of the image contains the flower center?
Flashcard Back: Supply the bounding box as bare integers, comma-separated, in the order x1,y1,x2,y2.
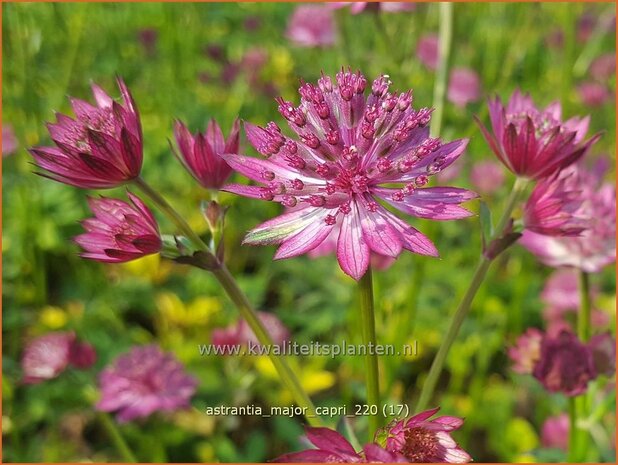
401,427,440,462
333,167,371,195
505,110,560,139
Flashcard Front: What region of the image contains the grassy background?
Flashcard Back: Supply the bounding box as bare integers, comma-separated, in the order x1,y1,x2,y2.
2,2,616,462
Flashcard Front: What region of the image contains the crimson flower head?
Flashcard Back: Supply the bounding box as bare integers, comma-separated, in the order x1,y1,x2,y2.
477,90,599,180
383,407,471,463
521,160,616,272
173,119,239,189
75,192,161,263
30,78,143,189
273,426,406,463
533,329,597,396
96,345,197,423
222,70,476,280
523,167,587,237
21,332,96,384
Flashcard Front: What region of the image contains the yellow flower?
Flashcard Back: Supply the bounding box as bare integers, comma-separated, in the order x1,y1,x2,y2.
156,292,221,327
122,254,173,284
39,306,68,329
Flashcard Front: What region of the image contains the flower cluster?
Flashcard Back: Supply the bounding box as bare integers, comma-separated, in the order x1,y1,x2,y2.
222,69,476,279
274,408,470,463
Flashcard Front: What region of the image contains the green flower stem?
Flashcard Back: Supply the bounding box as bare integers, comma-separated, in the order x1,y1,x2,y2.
133,177,322,427
98,412,137,463
568,270,593,461
212,265,322,427
415,177,528,412
430,2,453,138
359,266,380,439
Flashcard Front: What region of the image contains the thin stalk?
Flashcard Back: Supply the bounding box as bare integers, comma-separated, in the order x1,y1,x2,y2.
212,265,322,426
568,397,578,462
415,177,528,411
359,266,380,439
133,177,321,427
430,2,453,138
98,412,137,463
578,271,591,342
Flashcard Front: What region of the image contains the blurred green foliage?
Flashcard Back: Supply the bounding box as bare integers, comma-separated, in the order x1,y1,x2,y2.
2,2,615,462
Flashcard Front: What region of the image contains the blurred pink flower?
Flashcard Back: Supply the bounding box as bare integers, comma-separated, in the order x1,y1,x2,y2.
508,328,543,375
541,414,569,451
96,345,197,423
436,156,464,183
3,124,17,156
74,193,161,263
286,5,336,47
173,119,239,189
476,90,599,180
137,28,158,56
577,82,612,107
577,12,596,43
30,78,143,189
520,161,616,272
544,29,564,49
589,53,616,81
330,2,416,14
274,426,406,462
416,34,439,70
533,329,596,396
222,70,476,280
469,160,504,195
523,168,586,237
541,269,581,311
384,407,471,462
589,332,616,376
22,332,96,384
212,311,290,353
447,68,481,107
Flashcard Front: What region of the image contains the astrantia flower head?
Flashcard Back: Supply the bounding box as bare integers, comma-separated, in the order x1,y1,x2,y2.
533,329,597,396
96,345,197,423
222,69,476,279
212,311,290,353
286,5,336,48
75,192,161,263
508,328,543,375
541,414,569,451
520,160,616,272
477,89,599,180
273,426,406,463
173,118,239,189
30,78,143,189
383,407,471,463
447,68,481,108
523,168,587,237
22,332,96,384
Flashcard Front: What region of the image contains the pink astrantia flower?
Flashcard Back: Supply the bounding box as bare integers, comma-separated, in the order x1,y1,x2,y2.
476,90,599,180
383,407,471,463
273,426,406,462
96,345,197,423
469,160,505,195
286,5,336,48
22,332,96,384
533,330,597,396
589,53,616,81
577,82,612,107
416,34,439,70
520,161,616,272
3,124,17,156
222,70,476,280
508,328,543,375
173,119,239,189
74,192,161,263
330,2,416,14
212,311,290,353
522,168,586,237
447,68,481,108
30,78,143,189
541,414,569,451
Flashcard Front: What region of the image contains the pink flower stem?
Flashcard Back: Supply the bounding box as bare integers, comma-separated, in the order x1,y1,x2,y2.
359,265,380,440
430,2,453,138
98,412,137,462
133,176,322,427
415,177,528,412
569,270,593,461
